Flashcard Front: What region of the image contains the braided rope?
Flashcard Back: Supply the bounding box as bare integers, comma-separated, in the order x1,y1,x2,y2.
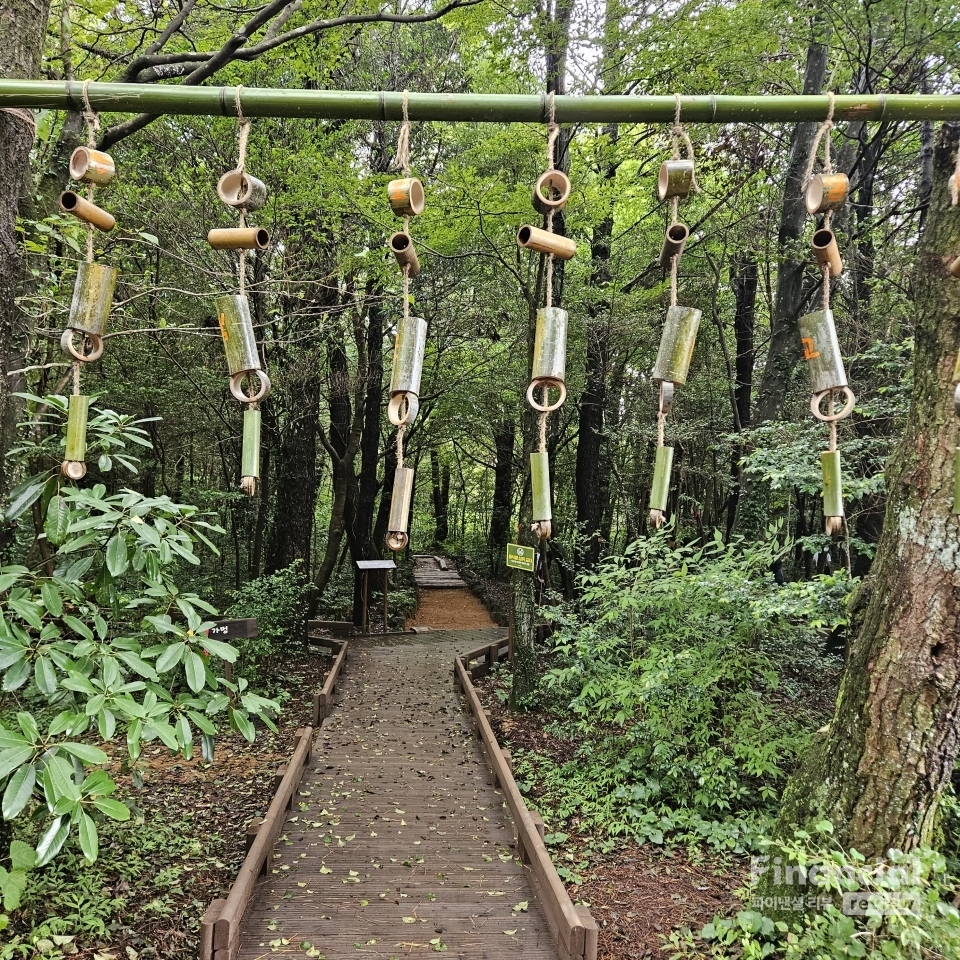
671,94,699,192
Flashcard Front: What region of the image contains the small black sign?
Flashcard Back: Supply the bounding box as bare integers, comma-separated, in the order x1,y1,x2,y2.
206,618,258,639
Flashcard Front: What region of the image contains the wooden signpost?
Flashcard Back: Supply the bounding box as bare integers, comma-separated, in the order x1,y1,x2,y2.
355,559,397,634
205,618,258,681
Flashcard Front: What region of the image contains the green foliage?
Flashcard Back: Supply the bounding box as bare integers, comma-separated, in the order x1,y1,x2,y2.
667,826,960,959
0,398,278,876
517,528,851,849
224,560,310,684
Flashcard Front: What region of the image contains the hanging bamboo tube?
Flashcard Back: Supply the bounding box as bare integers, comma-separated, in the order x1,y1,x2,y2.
389,232,421,276
217,294,262,376
59,191,116,231
387,178,425,216
805,173,848,214
69,146,115,185
240,408,261,496
822,450,844,535
798,310,848,393
217,169,268,211
652,306,702,386
62,394,90,480
658,160,694,200
207,227,270,250
388,315,427,426
527,307,568,412
649,445,674,528
658,223,689,269
68,262,117,337
812,228,843,278
386,466,415,551
517,224,576,259
530,451,552,540
532,170,571,215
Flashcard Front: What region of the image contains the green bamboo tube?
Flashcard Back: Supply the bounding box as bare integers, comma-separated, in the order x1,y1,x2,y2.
531,451,552,522
64,393,90,469
386,466,415,551
658,160,694,200
68,262,117,337
4,84,960,123
649,445,674,512
652,306,702,386
216,294,261,376
798,309,848,393
821,450,844,519
954,449,960,514
241,409,261,480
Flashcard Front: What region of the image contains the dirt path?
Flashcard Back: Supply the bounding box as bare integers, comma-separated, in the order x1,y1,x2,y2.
405,587,496,629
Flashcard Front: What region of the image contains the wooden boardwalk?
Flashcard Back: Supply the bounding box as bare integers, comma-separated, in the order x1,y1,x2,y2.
237,629,557,959
412,555,469,589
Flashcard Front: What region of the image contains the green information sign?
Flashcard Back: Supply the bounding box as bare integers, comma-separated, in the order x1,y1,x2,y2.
506,543,535,572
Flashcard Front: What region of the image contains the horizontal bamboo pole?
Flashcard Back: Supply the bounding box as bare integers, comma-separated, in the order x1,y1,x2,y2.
1,81,959,124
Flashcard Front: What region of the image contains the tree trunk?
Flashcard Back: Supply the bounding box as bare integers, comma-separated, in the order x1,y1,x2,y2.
430,448,450,546
0,0,53,548
489,416,515,573
775,122,960,857
753,33,829,424
265,375,320,578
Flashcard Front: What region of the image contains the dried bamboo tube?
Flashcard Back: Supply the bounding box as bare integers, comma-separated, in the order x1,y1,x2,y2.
532,170,571,215
805,173,848,214
516,224,576,260
59,191,116,231
658,223,689,269
69,146,115,185
812,228,843,278
389,232,421,276
217,169,268,211
207,227,270,250
387,178,425,216
658,160,694,200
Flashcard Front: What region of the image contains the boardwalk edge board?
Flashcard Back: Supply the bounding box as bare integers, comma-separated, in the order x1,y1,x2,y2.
454,643,600,960
199,641,349,960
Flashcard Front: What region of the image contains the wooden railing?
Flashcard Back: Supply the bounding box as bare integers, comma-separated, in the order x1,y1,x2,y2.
199,640,349,960
454,642,598,960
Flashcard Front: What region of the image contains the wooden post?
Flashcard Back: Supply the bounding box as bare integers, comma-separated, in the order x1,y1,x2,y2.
362,572,369,633
383,570,389,634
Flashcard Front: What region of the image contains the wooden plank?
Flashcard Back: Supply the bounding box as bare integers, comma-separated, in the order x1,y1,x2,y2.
321,640,348,699
454,655,591,959
199,898,224,960
214,726,313,952
577,905,599,960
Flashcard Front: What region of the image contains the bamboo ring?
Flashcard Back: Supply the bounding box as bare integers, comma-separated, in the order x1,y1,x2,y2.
532,170,571,215
658,380,674,416
61,460,87,480
388,392,420,427
386,531,409,552
230,370,271,404
811,387,855,422
954,383,960,418
61,329,104,362
532,519,552,540
526,377,566,413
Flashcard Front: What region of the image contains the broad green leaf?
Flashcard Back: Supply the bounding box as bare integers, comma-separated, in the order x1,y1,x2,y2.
92,796,129,821
44,496,70,547
155,642,186,673
36,816,70,866
9,839,36,871
58,742,108,765
201,637,238,663
1,867,28,910
62,615,94,641
34,656,57,696
3,657,31,691
2,763,36,819
4,474,48,521
77,810,99,862
39,581,63,618
184,650,205,693
0,747,34,780
105,534,128,578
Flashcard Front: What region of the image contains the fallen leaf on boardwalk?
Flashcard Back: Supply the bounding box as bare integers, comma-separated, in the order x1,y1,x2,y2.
513,901,529,912
504,929,517,936
319,865,332,874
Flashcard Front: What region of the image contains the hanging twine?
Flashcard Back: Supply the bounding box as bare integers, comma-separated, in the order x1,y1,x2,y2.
671,94,699,192
544,92,558,311
0,107,36,134
950,141,960,207
803,92,836,190
396,422,406,469
72,360,81,396
233,87,252,297
657,408,666,448
394,90,411,175
81,80,100,264
670,255,679,307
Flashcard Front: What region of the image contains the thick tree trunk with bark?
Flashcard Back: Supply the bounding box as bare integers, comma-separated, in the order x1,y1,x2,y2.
0,0,53,546
776,123,960,857
489,416,515,572
430,449,450,546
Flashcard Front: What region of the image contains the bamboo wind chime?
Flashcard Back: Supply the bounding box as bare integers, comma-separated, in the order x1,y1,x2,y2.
208,99,272,497
520,98,576,541
799,95,856,536
649,100,702,529
386,94,427,553
58,87,118,480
